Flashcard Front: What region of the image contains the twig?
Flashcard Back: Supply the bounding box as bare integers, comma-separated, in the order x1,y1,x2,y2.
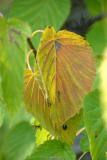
27,38,37,58
78,151,89,160
90,12,107,26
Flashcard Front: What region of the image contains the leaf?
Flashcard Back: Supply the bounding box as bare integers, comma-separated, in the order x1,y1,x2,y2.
0,17,32,118
85,0,102,15
55,110,82,145
27,139,76,160
100,47,107,125
4,121,36,160
23,66,56,135
37,26,97,126
0,98,5,127
83,89,107,160
87,22,106,56
85,0,106,56
11,104,33,128
80,135,90,152
23,26,96,145
36,128,52,146
23,67,82,146
10,0,70,49
0,111,10,158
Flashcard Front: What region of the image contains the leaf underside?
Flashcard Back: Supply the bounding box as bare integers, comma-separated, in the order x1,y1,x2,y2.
23,26,96,145
37,27,97,126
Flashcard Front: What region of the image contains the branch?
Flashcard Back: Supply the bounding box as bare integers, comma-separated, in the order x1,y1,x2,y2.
27,30,44,59
27,38,37,58
90,12,107,26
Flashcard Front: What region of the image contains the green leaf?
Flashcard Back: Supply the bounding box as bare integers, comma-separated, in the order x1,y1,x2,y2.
85,0,106,56
3,121,36,160
87,22,106,56
11,103,33,128
83,89,107,160
0,98,5,127
10,0,70,49
28,139,76,160
0,17,32,118
85,0,102,15
0,111,10,158
80,135,90,152
36,127,51,146
10,0,70,32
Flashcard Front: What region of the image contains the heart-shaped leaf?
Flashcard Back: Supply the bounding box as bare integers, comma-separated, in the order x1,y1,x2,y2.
37,26,97,126
23,27,96,145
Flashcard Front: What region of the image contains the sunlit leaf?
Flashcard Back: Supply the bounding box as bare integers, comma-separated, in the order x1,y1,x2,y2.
100,47,107,131
37,26,96,127
27,139,76,160
83,89,107,160
23,67,82,145
0,17,32,118
36,127,52,146
23,26,96,145
23,67,56,136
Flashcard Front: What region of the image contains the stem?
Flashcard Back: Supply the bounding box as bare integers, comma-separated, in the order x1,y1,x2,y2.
78,151,89,160
27,38,37,58
27,49,34,70
30,30,44,40
76,127,85,136
27,30,44,58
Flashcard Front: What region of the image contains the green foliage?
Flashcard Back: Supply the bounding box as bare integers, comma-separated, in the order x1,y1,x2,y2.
36,127,51,146
0,98,5,127
83,90,107,160
10,0,70,49
2,121,36,160
85,0,106,56
80,135,90,152
28,139,76,160
0,17,32,118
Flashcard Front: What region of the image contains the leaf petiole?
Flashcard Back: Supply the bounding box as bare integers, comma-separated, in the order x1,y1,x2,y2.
27,49,34,70
30,30,44,40
78,151,89,160
76,127,85,136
